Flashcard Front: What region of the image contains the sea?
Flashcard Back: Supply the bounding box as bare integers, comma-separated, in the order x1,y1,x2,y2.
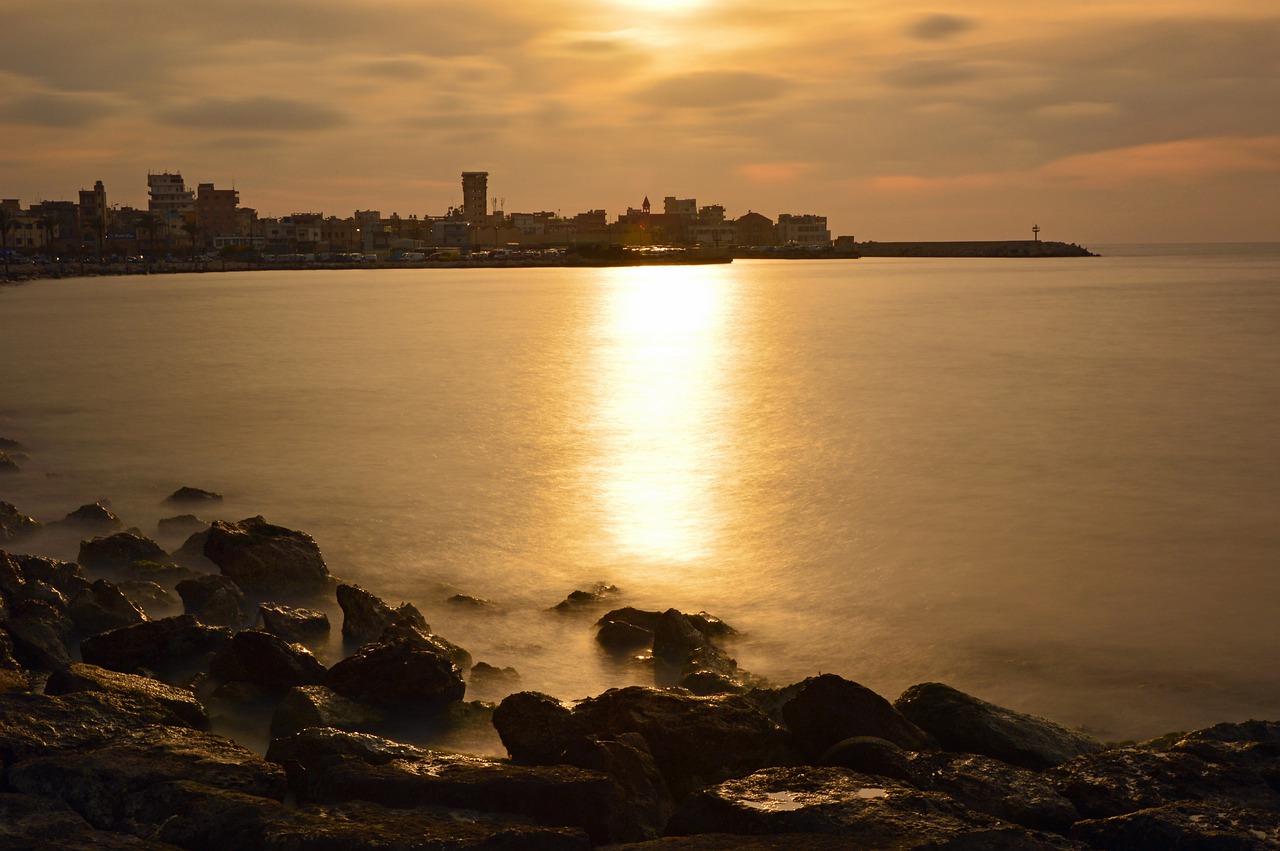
2,242,1278,746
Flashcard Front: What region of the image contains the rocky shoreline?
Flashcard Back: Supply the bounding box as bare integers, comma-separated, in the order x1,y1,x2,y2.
2,442,1278,848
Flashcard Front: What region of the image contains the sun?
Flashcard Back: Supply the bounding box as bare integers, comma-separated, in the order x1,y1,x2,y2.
608,0,709,12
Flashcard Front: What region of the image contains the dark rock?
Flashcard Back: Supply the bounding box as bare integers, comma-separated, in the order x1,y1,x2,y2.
0,792,178,849
0,437,26,450
597,618,656,653
1,549,25,597
157,513,208,536
906,751,1081,834
783,674,936,758
202,516,333,596
470,661,520,688
69,579,148,637
44,662,209,729
895,682,1103,770
561,732,674,840
686,611,738,640
652,608,738,687
6,724,287,832
571,686,796,793
116,579,179,617
258,602,330,645
666,765,1083,848
0,502,41,542
552,582,620,613
165,486,223,504
493,691,584,765
80,614,233,679
18,577,69,609
171,528,214,568
0,628,20,670
378,618,473,671
0,690,190,763
176,573,246,627
0,450,19,473
336,582,428,645
1069,801,1280,850
78,532,169,572
15,555,91,597
266,726,430,770
269,684,386,739
447,593,497,609
680,670,745,696
210,629,327,693
325,636,465,712
5,599,77,671
819,736,917,781
56,502,124,534
597,606,664,632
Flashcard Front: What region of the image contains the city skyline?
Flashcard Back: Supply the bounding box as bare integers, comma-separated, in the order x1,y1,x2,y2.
2,1,1278,243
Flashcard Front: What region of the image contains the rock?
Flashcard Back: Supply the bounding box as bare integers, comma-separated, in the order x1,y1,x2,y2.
325,636,465,712
680,670,746,696
69,578,149,637
597,606,664,632
111,558,193,586
203,516,333,596
0,690,191,763
493,691,585,765
560,732,675,840
77,532,169,572
905,751,1081,833
175,573,246,627
0,792,179,849
80,614,233,679
378,618,473,671
258,602,330,645
819,736,917,782
686,611,738,641
165,486,223,504
894,682,1103,770
6,724,287,832
336,582,428,645
266,726,431,770
0,628,20,670
209,629,327,693
269,684,386,739
447,593,497,609
55,502,124,534
783,674,936,758
597,618,657,653
1,549,25,597
115,580,179,618
44,662,209,730
15,555,91,597
0,502,41,542
1069,801,1280,850
4,599,77,671
171,528,214,568
0,450,18,473
0,437,26,450
571,686,796,794
652,608,738,688
552,582,620,613
157,514,208,536
470,661,520,688
667,766,1084,848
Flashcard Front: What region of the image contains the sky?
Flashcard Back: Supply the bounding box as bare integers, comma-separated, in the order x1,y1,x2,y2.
1,0,1278,243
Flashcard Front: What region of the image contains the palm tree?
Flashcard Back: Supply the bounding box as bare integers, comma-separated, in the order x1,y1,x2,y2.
40,214,59,260
182,219,201,259
87,218,106,261
136,213,160,259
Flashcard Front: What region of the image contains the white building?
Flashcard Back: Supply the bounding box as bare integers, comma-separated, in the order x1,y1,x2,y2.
777,213,831,246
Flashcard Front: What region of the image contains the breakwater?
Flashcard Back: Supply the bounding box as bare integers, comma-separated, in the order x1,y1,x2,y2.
855,240,1096,258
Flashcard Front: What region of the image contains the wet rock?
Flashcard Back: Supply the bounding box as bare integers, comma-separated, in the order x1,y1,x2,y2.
561,732,675,840
6,724,287,832
112,558,193,586
15,555,91,598
0,502,41,543
0,628,20,670
378,618,473,671
447,593,497,609
680,670,746,696
597,606,663,631
597,618,657,653
666,765,1082,848
157,513,208,536
0,792,178,849
493,691,585,765
165,486,223,504
176,573,246,627
69,578,149,637
552,582,620,613
0,690,190,763
895,682,1103,770
44,662,209,730
0,450,19,473
783,674,936,758
80,613,233,679
906,751,1081,834
1069,800,1280,850
571,686,796,794
470,661,520,689
266,725,430,770
78,532,169,572
325,636,465,712
0,437,26,450
819,736,917,781
209,629,327,693
5,598,77,671
1,549,25,597
258,602,330,645
202,516,334,596
55,502,124,534
269,684,386,739
336,582,428,645
171,528,214,568
653,608,739,688
116,579,179,618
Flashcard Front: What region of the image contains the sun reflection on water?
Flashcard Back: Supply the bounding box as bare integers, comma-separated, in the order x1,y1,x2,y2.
588,265,736,565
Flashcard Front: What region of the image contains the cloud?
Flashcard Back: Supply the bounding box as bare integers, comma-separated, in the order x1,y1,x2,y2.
737,162,817,184
155,97,348,132
358,59,429,80
881,59,979,89
636,71,791,109
907,14,976,41
0,93,119,127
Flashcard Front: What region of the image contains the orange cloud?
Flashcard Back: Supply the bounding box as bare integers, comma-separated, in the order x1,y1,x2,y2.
737,161,817,184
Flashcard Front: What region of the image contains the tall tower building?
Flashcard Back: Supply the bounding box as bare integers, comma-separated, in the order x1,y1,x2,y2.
461,171,489,225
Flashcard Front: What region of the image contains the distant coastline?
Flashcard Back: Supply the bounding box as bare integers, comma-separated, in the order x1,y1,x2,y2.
853,240,1096,258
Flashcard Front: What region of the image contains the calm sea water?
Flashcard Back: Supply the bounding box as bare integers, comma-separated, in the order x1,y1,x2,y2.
2,244,1278,743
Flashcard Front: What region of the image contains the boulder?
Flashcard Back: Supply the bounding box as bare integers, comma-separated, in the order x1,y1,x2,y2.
55,502,124,534
175,573,246,627
818,736,917,782
77,532,169,572
171,528,214,568
202,516,333,596
0,549,25,597
597,618,656,653
209,629,327,693
0,437,26,450
680,670,746,696
783,674,936,757
0,450,18,473
4,598,77,671
269,684,385,739
80,614,233,679
551,583,620,613
0,690,190,763
560,732,674,840
493,691,585,765
1069,801,1280,850
336,582,427,645
258,602,330,645
894,682,1103,770
165,486,223,504
470,661,520,689
115,580,179,618
69,578,149,637
0,791,180,850
0,502,40,543
571,686,796,793
15,555,91,598
597,606,663,632
266,726,431,771
157,514,208,536
325,636,465,712
666,766,1083,849
378,619,472,671
446,593,497,610
44,662,209,730
905,751,1081,833
652,608,739,688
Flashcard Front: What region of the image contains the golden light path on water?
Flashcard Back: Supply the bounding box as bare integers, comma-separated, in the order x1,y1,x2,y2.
586,265,738,567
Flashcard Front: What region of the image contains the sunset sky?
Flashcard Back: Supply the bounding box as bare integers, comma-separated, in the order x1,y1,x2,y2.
2,0,1277,243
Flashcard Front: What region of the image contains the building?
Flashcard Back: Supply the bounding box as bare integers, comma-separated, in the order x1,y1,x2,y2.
777,213,831,246
734,211,776,246
461,172,489,226
78,181,107,249
196,183,240,248
664,196,698,220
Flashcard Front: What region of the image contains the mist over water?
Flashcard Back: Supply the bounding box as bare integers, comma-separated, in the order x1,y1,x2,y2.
3,245,1278,741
